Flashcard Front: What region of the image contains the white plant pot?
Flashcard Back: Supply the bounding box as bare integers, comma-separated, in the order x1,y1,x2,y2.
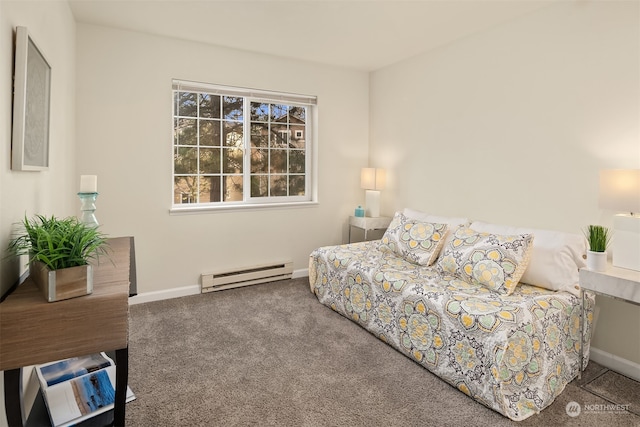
586,250,607,272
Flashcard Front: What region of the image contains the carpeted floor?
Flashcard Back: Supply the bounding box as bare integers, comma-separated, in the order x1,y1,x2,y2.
123,278,640,427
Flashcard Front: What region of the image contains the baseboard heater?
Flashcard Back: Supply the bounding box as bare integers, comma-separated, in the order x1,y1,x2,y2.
201,261,293,293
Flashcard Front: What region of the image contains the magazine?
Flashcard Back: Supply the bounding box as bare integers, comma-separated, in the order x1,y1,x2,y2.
34,353,135,427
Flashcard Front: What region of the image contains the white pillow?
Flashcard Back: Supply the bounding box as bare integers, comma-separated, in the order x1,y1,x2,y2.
470,221,587,295
403,208,470,229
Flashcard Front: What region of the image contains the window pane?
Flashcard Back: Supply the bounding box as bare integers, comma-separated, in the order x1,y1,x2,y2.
173,118,178,145
223,147,243,173
271,124,289,147
199,93,220,118
223,175,243,201
224,122,243,147
251,124,268,147
176,118,197,145
199,147,220,174
174,176,198,204
271,104,288,122
251,148,268,173
177,92,197,117
290,106,306,123
223,96,243,120
251,175,268,197
175,147,197,174
289,150,305,173
199,120,220,147
290,127,305,148
270,149,287,173
199,176,221,203
289,175,305,196
270,175,287,196
250,102,269,122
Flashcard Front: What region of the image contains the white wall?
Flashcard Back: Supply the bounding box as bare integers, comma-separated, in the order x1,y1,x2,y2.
0,0,77,297
0,2,77,425
75,24,370,294
370,1,639,369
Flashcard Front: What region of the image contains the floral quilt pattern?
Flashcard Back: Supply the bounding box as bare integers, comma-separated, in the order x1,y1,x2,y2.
309,241,594,421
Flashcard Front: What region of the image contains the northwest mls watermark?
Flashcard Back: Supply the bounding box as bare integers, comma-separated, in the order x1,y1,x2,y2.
566,401,631,417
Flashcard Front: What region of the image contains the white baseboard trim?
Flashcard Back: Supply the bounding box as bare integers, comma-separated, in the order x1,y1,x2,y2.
292,268,309,279
129,269,309,305
128,285,200,305
589,346,640,382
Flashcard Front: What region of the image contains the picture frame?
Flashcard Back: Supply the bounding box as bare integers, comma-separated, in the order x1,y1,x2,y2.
12,26,51,171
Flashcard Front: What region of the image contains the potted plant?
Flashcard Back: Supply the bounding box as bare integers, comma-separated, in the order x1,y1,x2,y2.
583,224,611,272
7,215,108,302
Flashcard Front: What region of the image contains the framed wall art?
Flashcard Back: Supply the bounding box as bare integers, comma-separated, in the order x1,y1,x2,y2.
12,26,51,171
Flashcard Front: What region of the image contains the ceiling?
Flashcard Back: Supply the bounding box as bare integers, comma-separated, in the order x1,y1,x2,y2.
68,0,552,72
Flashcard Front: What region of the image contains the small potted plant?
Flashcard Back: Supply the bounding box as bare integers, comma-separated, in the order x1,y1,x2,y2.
7,214,108,302
583,224,611,272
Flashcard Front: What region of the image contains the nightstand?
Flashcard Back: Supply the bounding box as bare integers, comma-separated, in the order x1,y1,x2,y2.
348,216,392,243
1,237,134,426
578,263,640,377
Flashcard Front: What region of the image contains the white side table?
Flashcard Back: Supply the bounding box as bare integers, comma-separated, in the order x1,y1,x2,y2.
578,263,640,377
348,216,392,243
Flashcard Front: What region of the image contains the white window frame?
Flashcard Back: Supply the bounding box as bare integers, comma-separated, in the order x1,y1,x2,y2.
170,80,317,213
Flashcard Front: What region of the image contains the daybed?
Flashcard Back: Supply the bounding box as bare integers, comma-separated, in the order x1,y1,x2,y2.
309,208,594,421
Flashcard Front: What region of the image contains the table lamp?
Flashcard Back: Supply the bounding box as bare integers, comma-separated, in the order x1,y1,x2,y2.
599,169,640,271
361,168,386,217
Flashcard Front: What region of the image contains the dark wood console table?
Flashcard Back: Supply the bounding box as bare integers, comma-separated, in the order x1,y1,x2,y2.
1,237,133,426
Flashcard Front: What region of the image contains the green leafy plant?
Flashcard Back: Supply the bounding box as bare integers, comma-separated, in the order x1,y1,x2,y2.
7,215,108,270
583,224,612,253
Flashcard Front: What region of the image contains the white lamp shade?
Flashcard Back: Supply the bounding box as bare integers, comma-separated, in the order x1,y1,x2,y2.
599,169,640,214
360,168,386,190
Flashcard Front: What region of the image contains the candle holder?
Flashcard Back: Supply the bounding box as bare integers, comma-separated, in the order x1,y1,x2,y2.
78,192,99,227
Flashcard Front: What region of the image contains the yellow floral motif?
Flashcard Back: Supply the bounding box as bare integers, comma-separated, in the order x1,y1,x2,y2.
506,334,531,371
461,314,474,328
454,340,478,370
377,302,393,326
398,299,444,367
343,273,373,324
493,329,542,390
351,286,365,311
458,382,471,396
472,260,505,290
374,270,411,293
446,297,519,333
433,335,443,348
409,315,433,350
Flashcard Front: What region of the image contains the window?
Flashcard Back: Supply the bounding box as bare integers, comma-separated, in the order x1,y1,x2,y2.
172,80,316,210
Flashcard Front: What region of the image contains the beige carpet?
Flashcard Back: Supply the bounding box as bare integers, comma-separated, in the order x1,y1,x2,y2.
122,278,640,427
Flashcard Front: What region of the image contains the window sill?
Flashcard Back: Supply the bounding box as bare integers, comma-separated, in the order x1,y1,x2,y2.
169,201,319,215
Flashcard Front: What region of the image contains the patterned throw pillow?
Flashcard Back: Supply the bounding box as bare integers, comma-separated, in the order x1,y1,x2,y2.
436,227,534,295
380,212,449,266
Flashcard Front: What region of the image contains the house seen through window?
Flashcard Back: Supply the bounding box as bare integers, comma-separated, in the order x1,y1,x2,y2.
172,80,316,208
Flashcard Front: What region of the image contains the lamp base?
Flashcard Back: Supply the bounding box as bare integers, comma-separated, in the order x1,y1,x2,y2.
365,190,381,217
78,192,99,228
612,214,640,271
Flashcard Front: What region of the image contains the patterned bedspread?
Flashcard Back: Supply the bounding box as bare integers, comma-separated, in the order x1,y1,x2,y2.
309,241,594,421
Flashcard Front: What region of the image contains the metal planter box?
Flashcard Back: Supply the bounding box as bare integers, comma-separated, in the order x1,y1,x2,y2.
29,261,93,302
